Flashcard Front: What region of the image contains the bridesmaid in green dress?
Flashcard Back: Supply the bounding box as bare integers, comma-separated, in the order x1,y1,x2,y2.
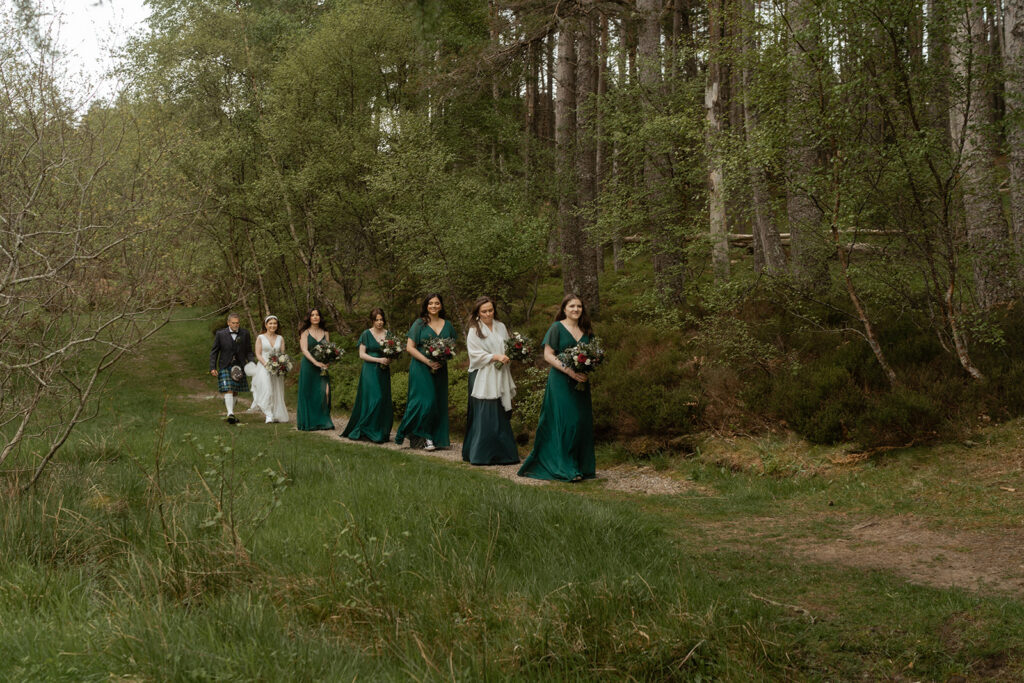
518,294,596,482
342,308,394,443
395,293,454,451
297,308,335,431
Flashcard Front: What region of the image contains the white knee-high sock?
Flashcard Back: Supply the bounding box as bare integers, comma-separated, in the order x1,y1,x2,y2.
224,393,235,415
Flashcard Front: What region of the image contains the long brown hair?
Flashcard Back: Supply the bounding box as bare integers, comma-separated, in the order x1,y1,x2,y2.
467,296,497,336
555,293,593,335
299,308,329,334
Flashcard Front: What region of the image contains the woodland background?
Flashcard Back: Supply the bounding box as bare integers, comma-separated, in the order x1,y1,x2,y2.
6,0,1024,474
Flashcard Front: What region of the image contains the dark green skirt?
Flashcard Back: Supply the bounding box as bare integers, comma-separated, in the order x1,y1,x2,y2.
462,371,519,466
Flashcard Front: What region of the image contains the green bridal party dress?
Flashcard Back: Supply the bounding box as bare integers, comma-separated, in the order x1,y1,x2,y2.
395,318,454,448
296,333,335,431
342,329,394,443
518,322,596,481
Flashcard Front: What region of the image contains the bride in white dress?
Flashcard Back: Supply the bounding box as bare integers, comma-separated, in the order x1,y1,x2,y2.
249,315,290,423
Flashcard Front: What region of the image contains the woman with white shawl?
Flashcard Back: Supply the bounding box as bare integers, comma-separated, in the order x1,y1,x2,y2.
461,297,520,466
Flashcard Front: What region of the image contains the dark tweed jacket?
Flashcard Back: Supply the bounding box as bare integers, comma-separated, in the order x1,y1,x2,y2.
209,327,256,371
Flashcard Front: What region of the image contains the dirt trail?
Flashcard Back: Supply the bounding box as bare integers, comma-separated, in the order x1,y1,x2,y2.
791,516,1024,594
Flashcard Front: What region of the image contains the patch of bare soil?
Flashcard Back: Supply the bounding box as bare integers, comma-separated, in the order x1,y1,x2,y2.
322,420,701,495
792,516,1024,594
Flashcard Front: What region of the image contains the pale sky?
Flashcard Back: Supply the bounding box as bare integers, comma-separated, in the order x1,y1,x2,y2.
53,0,151,99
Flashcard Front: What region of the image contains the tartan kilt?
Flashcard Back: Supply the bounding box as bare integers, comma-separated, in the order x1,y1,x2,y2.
218,367,249,393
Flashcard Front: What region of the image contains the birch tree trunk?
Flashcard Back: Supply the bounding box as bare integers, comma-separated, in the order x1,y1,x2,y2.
1004,0,1024,258
950,0,1014,309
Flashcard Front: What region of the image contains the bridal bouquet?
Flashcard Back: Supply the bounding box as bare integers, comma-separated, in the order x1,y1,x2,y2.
557,337,606,390
311,340,344,376
422,336,456,373
266,351,294,377
496,331,533,369
379,331,403,370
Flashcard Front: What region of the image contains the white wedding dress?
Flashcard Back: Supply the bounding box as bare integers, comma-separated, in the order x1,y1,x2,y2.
249,334,289,423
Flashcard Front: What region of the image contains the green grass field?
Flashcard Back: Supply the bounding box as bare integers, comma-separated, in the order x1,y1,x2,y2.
2,317,1023,681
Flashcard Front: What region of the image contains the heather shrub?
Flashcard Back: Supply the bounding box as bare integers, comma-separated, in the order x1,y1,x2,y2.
851,388,944,447
590,323,699,438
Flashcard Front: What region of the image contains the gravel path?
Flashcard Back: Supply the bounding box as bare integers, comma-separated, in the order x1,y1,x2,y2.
326,416,697,496
194,391,699,496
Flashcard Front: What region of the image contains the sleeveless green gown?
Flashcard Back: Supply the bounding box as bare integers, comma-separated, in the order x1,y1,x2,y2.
342,329,394,443
518,322,595,481
395,318,453,447
297,333,335,431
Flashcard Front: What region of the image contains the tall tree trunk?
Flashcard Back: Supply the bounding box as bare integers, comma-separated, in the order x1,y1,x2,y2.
545,31,556,141
596,13,609,273
524,33,538,179
786,0,827,284
950,0,1014,308
547,29,561,267
613,17,631,272
677,0,698,79
707,0,730,281
489,0,504,174
1004,0,1024,258
555,25,578,281
742,0,786,273
569,9,601,310
639,0,684,296
928,0,954,146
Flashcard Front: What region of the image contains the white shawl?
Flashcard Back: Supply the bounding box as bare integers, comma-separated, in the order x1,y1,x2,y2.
466,321,516,411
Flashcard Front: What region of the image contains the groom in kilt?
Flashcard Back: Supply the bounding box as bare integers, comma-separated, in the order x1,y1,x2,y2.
209,312,256,424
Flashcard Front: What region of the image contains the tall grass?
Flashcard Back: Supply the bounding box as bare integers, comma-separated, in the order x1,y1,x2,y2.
0,317,1022,680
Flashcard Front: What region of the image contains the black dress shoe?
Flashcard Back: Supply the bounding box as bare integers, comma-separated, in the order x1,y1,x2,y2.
227,414,238,424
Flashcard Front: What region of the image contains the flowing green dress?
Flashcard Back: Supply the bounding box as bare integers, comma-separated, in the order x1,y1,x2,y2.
342,329,393,443
297,333,335,431
395,318,453,448
518,322,595,481
462,370,519,465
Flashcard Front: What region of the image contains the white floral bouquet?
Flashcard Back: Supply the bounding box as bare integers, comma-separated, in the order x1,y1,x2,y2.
266,351,294,377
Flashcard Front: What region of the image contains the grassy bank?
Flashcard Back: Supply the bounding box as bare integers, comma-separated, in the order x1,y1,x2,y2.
1,317,1022,680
